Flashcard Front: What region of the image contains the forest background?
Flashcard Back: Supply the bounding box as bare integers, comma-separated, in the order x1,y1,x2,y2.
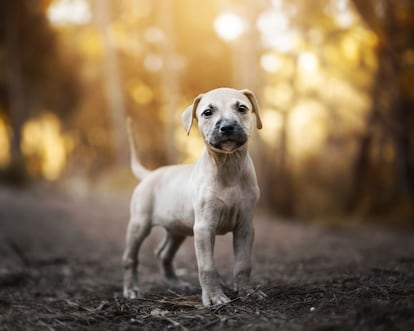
1,0,413,226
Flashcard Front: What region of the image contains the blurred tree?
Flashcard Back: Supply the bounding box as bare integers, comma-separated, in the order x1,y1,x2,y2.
94,0,128,165
157,0,180,163
255,0,374,217
0,0,80,182
349,0,414,218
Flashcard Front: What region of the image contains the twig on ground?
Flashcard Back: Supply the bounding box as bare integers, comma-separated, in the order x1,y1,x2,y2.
37,320,56,331
151,308,189,331
167,289,182,297
204,318,220,328
210,284,267,313
64,299,109,312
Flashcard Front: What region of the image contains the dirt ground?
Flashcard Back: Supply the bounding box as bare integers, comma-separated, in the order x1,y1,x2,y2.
0,185,413,331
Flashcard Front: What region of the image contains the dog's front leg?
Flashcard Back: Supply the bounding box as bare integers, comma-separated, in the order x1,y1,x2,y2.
233,219,267,300
233,220,254,292
193,218,231,306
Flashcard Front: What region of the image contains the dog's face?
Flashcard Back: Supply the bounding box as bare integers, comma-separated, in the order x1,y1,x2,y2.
182,88,262,153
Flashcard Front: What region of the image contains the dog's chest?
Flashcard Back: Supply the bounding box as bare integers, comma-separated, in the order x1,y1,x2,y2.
215,203,241,234
208,185,257,234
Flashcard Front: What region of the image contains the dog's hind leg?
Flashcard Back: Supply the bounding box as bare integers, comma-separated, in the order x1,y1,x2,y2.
156,231,186,282
122,215,151,299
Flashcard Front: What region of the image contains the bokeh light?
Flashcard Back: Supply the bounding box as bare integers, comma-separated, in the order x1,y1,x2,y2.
47,0,91,25
214,12,246,41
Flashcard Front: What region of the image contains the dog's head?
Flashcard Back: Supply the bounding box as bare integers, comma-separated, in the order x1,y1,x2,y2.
181,88,262,153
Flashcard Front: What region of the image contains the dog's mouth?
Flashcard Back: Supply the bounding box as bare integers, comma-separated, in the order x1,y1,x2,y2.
205,122,249,153
208,136,247,153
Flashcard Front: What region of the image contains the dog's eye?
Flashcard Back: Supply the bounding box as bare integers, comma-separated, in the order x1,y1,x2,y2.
237,105,248,113
202,109,213,117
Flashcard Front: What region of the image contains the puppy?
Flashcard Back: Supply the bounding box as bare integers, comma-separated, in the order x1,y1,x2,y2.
123,87,264,306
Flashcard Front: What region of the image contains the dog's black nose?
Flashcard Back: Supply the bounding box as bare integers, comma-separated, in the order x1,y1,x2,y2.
219,123,235,135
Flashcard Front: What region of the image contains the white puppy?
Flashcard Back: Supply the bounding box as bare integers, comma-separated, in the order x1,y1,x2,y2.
123,87,264,306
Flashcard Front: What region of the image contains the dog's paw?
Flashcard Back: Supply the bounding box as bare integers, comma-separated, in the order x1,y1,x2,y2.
202,289,231,307
123,286,142,299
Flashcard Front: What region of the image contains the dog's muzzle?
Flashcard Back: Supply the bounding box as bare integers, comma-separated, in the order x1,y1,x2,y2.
208,120,248,153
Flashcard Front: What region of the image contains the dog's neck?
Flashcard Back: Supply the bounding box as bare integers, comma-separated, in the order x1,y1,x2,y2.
202,145,249,185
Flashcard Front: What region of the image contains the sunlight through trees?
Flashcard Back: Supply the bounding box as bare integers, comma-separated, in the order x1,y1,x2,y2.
0,0,413,223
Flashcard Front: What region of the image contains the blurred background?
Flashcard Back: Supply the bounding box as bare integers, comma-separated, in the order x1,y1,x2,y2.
0,0,413,225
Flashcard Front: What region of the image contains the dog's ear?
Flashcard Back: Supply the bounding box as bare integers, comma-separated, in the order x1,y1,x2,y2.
181,94,203,135
240,89,262,130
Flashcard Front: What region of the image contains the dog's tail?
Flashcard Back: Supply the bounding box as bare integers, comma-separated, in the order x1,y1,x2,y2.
126,117,151,180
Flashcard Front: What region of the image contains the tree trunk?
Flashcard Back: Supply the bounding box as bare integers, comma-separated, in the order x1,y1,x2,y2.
5,1,27,174
95,0,129,165
157,0,179,164
349,0,414,214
